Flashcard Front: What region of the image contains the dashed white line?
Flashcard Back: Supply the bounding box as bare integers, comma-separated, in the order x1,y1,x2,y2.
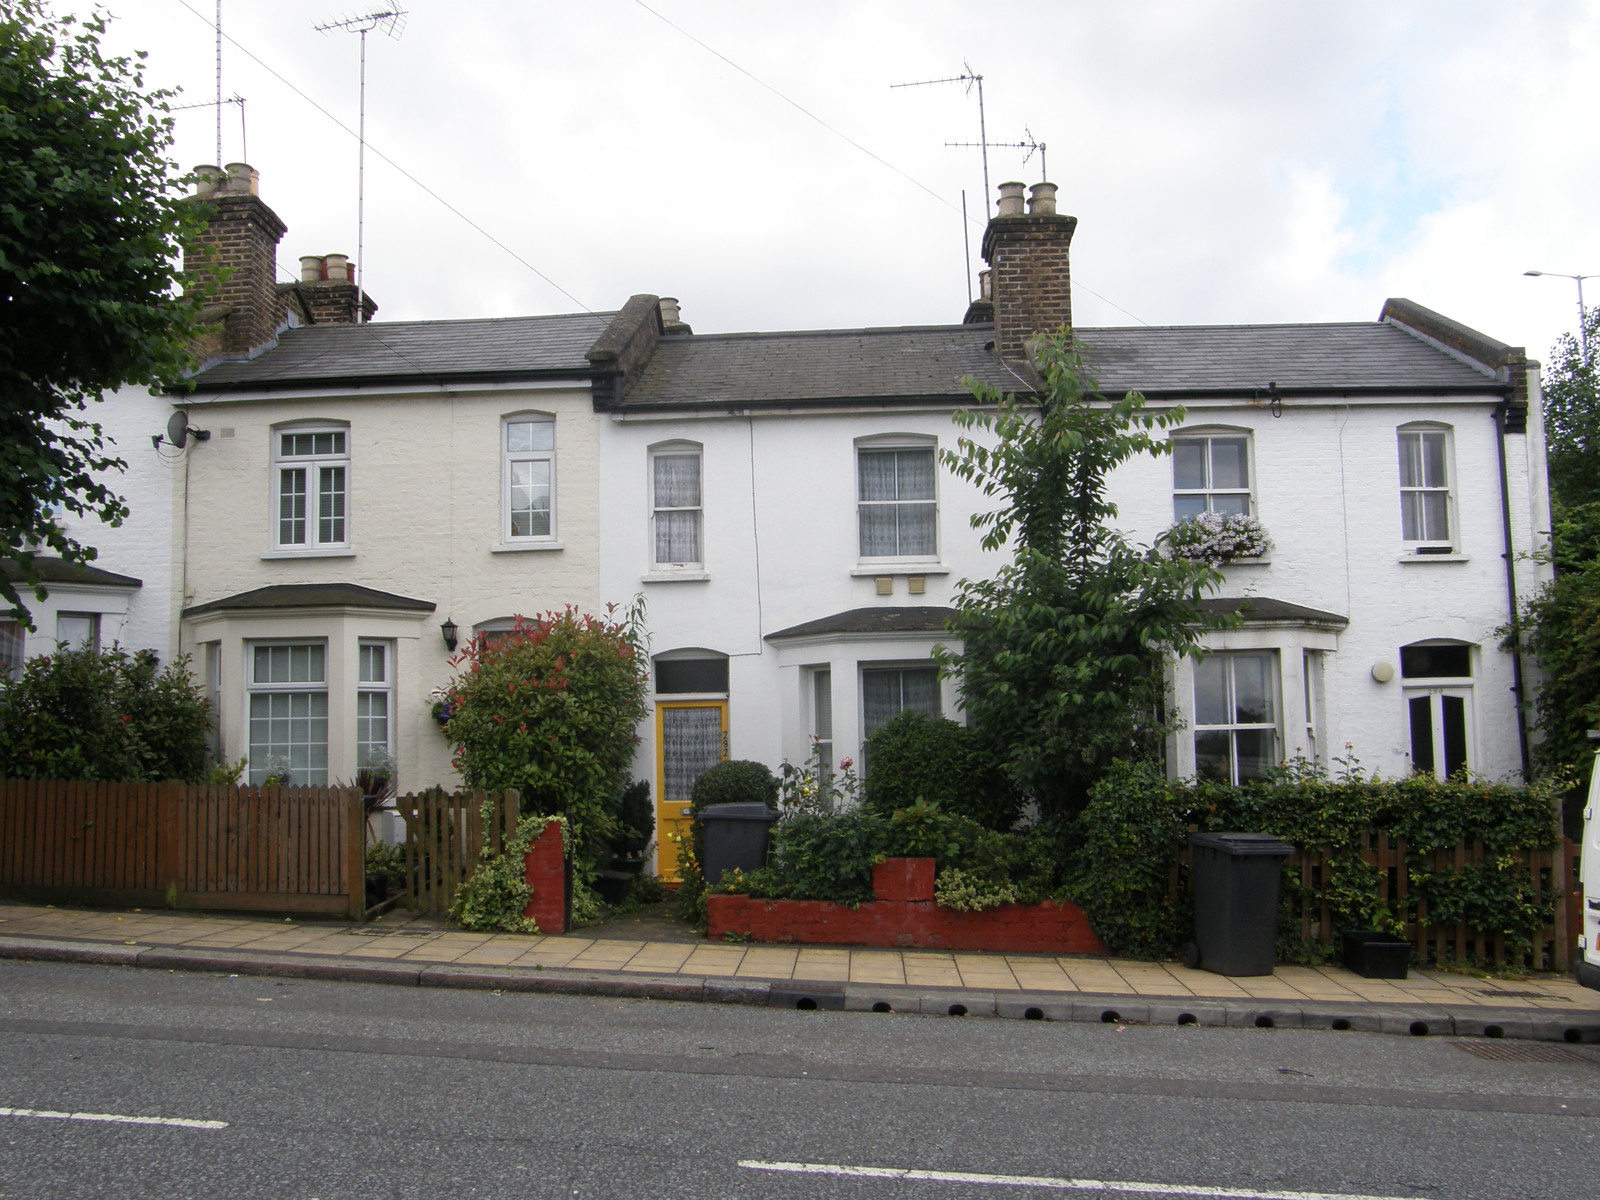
738,1160,1430,1200
0,1106,227,1130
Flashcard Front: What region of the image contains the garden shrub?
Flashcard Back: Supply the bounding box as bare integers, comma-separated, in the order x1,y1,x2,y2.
689,759,779,813
863,711,1020,830
440,602,648,870
452,813,564,933
613,778,652,858
0,645,212,781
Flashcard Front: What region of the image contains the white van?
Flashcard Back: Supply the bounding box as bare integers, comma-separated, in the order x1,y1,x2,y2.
1579,746,1600,992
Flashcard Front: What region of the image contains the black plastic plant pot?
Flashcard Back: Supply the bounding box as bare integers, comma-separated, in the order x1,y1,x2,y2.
1341,930,1411,979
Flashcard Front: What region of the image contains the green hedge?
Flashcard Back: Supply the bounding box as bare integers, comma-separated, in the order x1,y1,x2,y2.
1066,761,1565,964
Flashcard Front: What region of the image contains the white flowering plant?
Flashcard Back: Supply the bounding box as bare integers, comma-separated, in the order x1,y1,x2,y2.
1161,511,1271,565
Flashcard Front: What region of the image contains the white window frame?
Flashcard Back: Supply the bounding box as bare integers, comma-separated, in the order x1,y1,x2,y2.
861,662,943,750
856,437,939,562
1172,428,1254,521
1400,641,1474,780
650,441,703,569
273,424,350,552
357,639,393,773
55,611,101,652
0,620,23,681
1397,424,1455,552
1191,650,1281,785
246,640,330,785
809,666,834,784
502,414,557,545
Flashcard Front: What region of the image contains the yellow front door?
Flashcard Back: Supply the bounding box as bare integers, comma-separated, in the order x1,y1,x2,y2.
654,701,728,883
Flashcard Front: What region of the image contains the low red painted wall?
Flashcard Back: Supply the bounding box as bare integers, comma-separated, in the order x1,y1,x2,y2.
706,858,1107,955
522,819,567,934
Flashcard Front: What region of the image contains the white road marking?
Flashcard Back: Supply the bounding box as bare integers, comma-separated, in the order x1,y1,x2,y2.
738,1160,1430,1200
0,1106,227,1130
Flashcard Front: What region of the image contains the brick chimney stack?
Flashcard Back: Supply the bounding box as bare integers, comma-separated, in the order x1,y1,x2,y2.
183,163,288,357
297,254,378,325
980,180,1076,363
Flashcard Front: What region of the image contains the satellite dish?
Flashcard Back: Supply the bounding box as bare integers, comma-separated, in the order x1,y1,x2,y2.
163,410,210,449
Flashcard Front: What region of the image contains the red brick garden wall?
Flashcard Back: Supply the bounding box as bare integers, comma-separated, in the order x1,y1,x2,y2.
522,820,567,934
706,857,1107,954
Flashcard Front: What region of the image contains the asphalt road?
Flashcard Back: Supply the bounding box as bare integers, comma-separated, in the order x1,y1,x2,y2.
2,959,1597,1199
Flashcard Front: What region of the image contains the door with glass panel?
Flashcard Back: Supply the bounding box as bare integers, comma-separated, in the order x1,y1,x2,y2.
655,701,727,883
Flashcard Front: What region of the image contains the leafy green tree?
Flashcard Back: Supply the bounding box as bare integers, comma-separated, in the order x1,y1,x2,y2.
938,333,1227,822
1541,308,1600,511
442,604,649,865
1504,318,1600,801
0,2,202,620
0,645,212,781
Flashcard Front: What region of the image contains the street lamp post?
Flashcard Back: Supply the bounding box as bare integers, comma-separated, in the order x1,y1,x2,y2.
1524,270,1594,363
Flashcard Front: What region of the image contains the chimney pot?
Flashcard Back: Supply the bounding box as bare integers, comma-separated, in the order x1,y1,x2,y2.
223,162,259,195
979,269,993,302
192,165,223,197
299,256,326,283
996,181,1027,218
1028,182,1059,216
324,253,350,283
658,297,681,326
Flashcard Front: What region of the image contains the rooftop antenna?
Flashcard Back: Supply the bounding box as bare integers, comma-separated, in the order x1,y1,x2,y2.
948,127,1048,191
892,63,990,203
172,95,249,163
314,8,407,322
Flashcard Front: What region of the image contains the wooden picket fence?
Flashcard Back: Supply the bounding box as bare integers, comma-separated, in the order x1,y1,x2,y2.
0,779,366,917
394,788,519,914
1172,833,1583,971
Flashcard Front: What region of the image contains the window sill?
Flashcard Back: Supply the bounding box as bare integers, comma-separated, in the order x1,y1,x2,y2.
261,548,354,560
1397,552,1469,564
1218,556,1272,567
491,542,564,554
850,564,950,577
642,570,709,583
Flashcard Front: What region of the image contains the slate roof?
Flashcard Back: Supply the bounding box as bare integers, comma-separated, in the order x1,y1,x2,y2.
185,583,435,618
618,319,1501,411
190,312,617,393
0,557,141,589
1194,596,1349,628
766,606,956,641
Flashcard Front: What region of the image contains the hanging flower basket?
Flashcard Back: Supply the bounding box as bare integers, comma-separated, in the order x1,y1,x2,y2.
1162,512,1271,566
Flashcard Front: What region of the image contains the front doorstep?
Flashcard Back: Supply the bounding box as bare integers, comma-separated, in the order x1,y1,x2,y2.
706,858,1107,955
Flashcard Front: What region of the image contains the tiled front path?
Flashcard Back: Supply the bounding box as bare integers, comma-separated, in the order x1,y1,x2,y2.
2,900,1597,1013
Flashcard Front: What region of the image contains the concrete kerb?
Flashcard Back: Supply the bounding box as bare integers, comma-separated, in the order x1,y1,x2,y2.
2,935,1597,1042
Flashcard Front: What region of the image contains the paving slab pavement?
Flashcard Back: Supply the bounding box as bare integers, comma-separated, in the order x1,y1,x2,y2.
3,898,1598,1042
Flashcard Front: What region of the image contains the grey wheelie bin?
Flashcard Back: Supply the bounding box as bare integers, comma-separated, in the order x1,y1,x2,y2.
699,802,779,887
1186,832,1295,976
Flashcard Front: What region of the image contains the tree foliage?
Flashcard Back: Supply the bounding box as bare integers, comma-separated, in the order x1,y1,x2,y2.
0,645,212,781
937,333,1227,822
441,604,649,865
1505,317,1600,794
0,1,203,619
1541,307,1600,510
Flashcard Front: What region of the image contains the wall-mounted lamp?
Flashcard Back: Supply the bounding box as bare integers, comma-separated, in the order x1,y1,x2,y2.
440,618,459,652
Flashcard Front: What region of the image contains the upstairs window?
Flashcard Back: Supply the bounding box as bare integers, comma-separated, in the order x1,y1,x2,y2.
275,426,348,550
651,443,703,568
504,416,556,542
858,444,937,559
1173,432,1251,521
1398,426,1453,551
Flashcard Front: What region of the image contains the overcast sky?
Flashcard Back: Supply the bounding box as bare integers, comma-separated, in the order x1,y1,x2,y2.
96,0,1599,369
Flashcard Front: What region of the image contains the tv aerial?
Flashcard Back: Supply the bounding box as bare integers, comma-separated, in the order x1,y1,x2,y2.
153,410,211,451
